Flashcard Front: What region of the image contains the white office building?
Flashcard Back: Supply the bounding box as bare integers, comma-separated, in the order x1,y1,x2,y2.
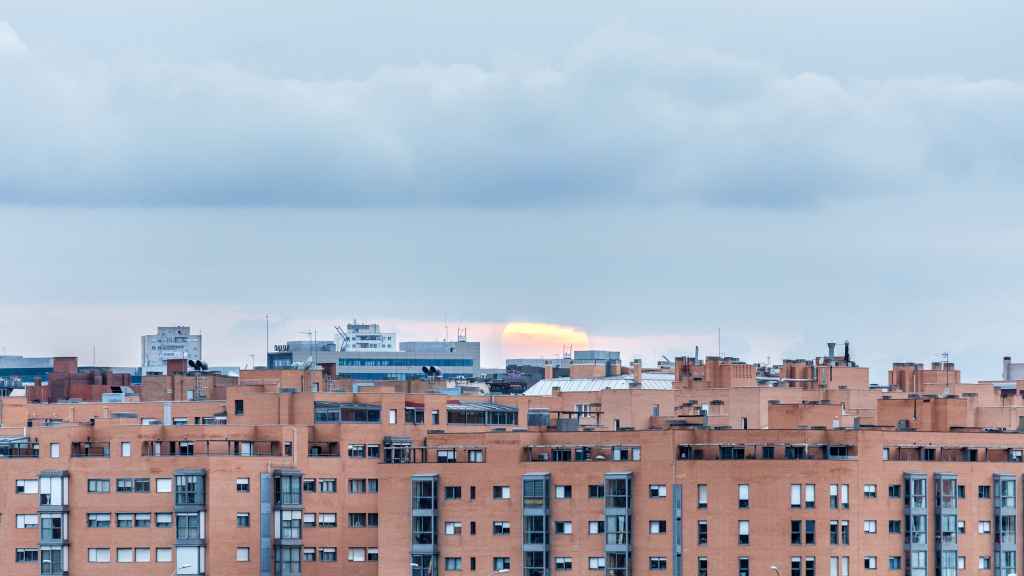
336,322,396,351
141,326,202,374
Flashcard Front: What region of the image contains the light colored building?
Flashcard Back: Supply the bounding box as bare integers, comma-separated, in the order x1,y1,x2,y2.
141,326,202,374
338,338,481,381
336,322,396,352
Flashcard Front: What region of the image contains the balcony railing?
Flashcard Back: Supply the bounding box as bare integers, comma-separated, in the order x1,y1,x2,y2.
71,442,110,457
677,443,858,461
0,442,39,458
142,439,281,457
308,442,341,457
382,445,486,464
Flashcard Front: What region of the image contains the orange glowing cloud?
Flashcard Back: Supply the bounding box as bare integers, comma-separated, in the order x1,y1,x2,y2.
501,322,590,358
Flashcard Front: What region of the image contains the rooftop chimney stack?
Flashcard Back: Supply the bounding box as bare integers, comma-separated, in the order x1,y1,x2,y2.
827,342,836,361
1004,356,1012,381
543,361,554,381
631,359,642,387
843,341,850,364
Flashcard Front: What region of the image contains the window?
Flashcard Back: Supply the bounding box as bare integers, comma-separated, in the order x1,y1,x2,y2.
806,520,816,544
121,442,131,457
980,520,993,534
650,520,668,534
16,548,39,563
445,521,463,535
791,484,802,507
446,557,463,571
117,548,134,563
589,520,605,534
88,513,111,528
864,520,877,534
739,556,750,576
15,479,39,493
303,478,316,492
234,399,244,415
117,513,133,528
134,478,150,492
805,484,816,508
791,557,802,576
319,513,337,528
979,485,992,498
738,520,750,544
50,442,60,458
117,478,134,492
555,521,573,534
556,485,573,499
303,548,316,562
979,556,991,570
135,548,150,562
738,484,750,508
16,514,39,528
349,548,367,562
888,557,901,570
864,556,877,570
493,485,511,499
556,557,573,571
494,557,511,572
156,513,172,528
88,478,110,493
589,484,605,498
89,548,111,563
650,484,667,498
650,556,668,570
156,548,172,563
156,478,172,493
432,410,440,424
237,547,250,562
863,484,876,498
320,478,338,493
236,477,250,492
445,486,462,500
176,513,200,540
888,520,901,534
698,557,708,576
888,484,900,498
589,557,606,570
303,513,316,528
493,521,511,535
957,556,966,570
698,520,708,545
791,520,803,545
698,484,708,508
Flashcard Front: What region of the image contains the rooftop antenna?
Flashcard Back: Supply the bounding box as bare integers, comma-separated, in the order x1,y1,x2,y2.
444,313,449,342
717,328,721,359
265,313,270,361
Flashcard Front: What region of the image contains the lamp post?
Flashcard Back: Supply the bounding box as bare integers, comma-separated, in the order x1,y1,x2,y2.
771,565,781,576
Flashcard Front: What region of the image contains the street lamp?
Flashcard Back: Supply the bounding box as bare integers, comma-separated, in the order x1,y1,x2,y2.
771,565,781,576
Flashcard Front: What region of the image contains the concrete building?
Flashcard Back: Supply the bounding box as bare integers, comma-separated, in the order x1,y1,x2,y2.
141,326,202,375
6,347,1024,576
337,322,396,352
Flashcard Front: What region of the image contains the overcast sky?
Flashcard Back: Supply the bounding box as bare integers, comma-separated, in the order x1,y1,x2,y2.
2,1,1024,380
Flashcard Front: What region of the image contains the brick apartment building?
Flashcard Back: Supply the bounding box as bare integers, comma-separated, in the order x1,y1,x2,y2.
3,347,1024,576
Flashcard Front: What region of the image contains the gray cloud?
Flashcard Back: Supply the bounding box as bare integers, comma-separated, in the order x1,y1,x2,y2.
2,22,1022,210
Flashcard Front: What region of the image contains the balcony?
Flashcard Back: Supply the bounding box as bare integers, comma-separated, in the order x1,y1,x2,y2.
308,442,340,457
0,437,38,458
382,445,486,464
142,439,281,457
677,443,858,461
71,442,110,457
524,444,641,463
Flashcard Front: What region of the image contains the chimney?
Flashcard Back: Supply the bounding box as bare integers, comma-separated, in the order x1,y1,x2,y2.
843,341,850,364
827,342,836,360
631,359,642,387
166,358,188,374
674,357,687,383
543,361,554,380
608,359,622,377
319,362,337,378
1004,356,1012,381
52,356,78,375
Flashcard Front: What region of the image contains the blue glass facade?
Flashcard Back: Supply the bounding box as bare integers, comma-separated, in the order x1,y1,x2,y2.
338,358,474,367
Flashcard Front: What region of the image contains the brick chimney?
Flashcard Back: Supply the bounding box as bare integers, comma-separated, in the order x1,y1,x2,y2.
319,362,337,378
543,361,554,380
631,359,642,387
52,356,78,375
166,358,188,374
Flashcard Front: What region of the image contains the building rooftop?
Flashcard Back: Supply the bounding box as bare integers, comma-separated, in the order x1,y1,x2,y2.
524,372,675,395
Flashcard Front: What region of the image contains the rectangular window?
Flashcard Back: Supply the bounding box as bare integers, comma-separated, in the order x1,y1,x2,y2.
650,556,668,570
863,484,876,498
555,557,573,571
156,478,172,493
556,485,573,499
134,478,150,492
979,556,991,569
979,485,992,498
88,478,110,493
234,399,244,415
88,513,111,528
16,548,40,563
445,486,462,500
791,484,802,507
698,520,708,545
739,556,750,576
319,513,337,528
589,484,605,498
555,521,573,534
493,485,511,499
116,513,133,528
791,520,802,545
88,548,111,563
698,557,708,576
445,521,463,535
650,484,667,498
698,484,708,508
236,547,250,562
156,548,172,563
121,442,131,457
156,513,172,528
805,484,816,508
16,514,39,528
888,484,900,498
864,520,876,534
117,548,134,563
320,478,338,493
888,520,900,534
302,478,316,492
237,513,250,527
980,520,992,534
738,484,749,508
889,557,901,570
589,520,605,534
494,557,511,572
791,557,802,576
493,521,511,535
50,442,60,458
117,478,133,492
589,557,606,570
805,520,816,545
738,520,750,544
864,556,876,570
15,479,39,493
236,477,250,492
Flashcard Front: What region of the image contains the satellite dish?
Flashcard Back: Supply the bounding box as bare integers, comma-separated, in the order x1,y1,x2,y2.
422,366,429,375
188,360,197,369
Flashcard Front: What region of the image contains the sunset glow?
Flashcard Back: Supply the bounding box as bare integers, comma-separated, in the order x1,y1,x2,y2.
501,322,590,358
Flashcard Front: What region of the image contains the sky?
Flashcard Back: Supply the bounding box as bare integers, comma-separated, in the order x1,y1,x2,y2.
2,1,1024,381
